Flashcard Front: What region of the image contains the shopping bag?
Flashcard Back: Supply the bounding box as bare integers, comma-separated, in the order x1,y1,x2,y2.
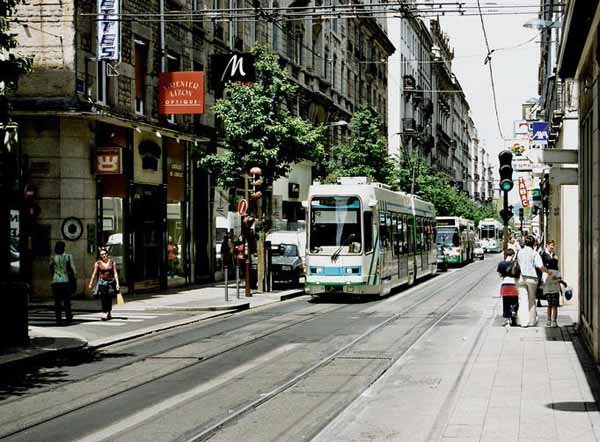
116,291,125,305
564,287,573,301
518,285,530,327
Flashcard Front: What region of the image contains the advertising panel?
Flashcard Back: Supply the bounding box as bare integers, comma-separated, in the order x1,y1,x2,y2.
159,72,205,115
96,147,122,175
97,0,120,61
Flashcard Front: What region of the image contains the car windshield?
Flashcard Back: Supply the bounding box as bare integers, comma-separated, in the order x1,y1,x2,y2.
272,244,298,257
310,196,362,253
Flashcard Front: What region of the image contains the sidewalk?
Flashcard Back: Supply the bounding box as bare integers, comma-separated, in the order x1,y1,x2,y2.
314,293,600,442
0,283,305,369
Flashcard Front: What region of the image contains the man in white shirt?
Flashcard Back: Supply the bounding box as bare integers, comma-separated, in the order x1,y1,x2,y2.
517,236,547,326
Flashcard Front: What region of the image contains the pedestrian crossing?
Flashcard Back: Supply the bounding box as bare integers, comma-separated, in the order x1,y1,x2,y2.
72,312,173,326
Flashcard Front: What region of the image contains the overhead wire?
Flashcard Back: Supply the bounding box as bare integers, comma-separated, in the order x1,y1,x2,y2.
475,0,504,140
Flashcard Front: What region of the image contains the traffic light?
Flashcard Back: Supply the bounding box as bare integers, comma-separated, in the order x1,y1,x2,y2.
519,207,524,221
500,206,513,224
541,174,550,207
498,150,514,192
249,166,263,201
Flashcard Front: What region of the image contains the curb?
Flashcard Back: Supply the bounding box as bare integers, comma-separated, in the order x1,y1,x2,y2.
139,302,251,312
87,310,236,349
277,289,306,301
0,337,88,371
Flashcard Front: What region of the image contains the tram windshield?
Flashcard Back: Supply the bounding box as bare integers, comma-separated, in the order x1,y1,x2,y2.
480,226,497,239
436,227,460,247
310,196,362,253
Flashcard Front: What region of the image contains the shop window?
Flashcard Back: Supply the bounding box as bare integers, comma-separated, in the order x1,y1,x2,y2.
97,61,107,104
167,139,187,286
134,38,148,115
102,197,127,285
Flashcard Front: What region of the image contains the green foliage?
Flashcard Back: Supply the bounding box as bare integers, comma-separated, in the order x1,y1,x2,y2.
325,107,393,184
0,0,33,92
390,151,499,225
198,46,325,189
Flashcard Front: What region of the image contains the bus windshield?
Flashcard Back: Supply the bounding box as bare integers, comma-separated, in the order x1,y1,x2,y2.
436,228,459,247
310,196,362,253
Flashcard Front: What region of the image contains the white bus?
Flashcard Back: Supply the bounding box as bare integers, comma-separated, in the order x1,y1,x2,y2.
478,218,503,253
304,177,437,298
435,216,476,265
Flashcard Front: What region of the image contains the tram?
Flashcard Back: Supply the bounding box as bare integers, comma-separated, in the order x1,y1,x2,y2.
304,177,437,297
478,218,503,253
435,216,476,265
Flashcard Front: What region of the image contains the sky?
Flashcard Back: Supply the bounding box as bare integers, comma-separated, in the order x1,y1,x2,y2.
438,11,541,164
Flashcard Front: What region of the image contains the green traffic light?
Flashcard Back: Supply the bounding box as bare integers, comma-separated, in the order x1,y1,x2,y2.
501,181,513,192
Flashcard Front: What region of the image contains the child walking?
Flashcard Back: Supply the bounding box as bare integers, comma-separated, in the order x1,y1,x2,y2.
543,269,567,327
497,249,519,327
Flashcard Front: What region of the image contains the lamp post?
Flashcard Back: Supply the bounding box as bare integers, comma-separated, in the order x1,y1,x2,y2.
328,120,349,163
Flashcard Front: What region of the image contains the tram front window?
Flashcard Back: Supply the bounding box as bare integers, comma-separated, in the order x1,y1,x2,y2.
480,227,495,239
436,228,460,247
310,196,362,254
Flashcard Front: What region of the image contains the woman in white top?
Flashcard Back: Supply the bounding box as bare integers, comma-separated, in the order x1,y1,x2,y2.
517,236,547,327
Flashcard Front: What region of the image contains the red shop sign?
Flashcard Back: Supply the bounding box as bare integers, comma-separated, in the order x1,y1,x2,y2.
159,71,205,115
96,148,122,175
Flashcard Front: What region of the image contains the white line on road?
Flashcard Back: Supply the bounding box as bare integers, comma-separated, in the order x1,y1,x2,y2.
76,343,299,442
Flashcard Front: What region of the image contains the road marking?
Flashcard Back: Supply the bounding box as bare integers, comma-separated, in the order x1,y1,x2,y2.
88,322,125,327
76,344,299,442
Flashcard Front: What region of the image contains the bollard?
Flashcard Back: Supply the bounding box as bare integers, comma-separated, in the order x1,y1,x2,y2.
236,265,240,299
224,266,229,302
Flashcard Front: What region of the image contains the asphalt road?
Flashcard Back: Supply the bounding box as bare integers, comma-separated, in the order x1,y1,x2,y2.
0,256,501,442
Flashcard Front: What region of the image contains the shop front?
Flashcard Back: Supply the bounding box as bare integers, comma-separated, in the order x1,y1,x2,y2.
95,122,192,293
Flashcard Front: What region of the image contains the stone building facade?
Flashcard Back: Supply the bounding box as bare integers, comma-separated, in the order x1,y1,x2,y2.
10,0,394,296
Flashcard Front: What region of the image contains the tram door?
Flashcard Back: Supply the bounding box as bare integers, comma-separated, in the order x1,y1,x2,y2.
396,215,409,281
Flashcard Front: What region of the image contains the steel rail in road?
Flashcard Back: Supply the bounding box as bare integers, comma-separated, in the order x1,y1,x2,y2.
182,266,492,442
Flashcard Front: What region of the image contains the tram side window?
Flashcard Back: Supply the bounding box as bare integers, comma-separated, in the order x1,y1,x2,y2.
416,217,423,252
392,214,400,256
407,216,414,253
379,212,388,249
385,212,394,251
364,211,373,253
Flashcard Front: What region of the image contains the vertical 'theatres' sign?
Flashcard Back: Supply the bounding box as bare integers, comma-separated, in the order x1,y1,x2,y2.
159,72,205,115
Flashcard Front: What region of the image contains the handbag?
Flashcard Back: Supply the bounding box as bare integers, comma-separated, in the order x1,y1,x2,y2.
564,287,573,301
506,252,521,279
66,255,77,294
116,291,125,305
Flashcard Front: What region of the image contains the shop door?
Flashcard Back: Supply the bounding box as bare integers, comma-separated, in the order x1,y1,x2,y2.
132,185,163,288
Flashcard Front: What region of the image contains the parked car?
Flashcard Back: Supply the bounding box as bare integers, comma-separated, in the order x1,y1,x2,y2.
270,243,303,287
474,241,485,260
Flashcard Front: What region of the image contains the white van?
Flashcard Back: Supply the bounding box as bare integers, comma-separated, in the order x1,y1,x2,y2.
267,230,306,259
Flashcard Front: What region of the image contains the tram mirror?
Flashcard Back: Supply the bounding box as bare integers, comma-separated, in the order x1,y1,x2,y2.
301,200,308,208
367,198,377,208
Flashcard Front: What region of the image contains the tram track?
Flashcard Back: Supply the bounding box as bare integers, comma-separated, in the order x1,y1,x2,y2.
181,262,494,442
0,261,493,442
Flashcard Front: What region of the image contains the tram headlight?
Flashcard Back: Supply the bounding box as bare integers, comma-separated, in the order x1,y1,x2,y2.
281,265,292,271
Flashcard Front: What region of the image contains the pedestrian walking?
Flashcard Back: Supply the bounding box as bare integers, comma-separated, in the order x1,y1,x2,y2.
49,241,75,325
540,240,567,327
517,236,547,327
167,236,179,278
507,236,521,253
497,249,519,327
88,248,120,320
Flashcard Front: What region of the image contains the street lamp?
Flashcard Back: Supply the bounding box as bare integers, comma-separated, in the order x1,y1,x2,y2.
523,18,562,30
328,120,349,162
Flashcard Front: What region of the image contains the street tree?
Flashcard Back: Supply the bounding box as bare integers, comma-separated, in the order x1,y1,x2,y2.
199,45,325,291
325,106,393,184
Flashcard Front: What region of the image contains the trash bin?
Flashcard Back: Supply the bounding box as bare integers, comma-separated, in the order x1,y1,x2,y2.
0,280,29,348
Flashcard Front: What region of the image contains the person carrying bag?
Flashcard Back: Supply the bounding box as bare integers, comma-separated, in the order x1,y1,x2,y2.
88,248,121,320
49,241,75,325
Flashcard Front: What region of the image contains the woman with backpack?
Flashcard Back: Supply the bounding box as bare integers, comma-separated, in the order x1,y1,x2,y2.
497,249,519,327
517,236,548,327
49,241,76,325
